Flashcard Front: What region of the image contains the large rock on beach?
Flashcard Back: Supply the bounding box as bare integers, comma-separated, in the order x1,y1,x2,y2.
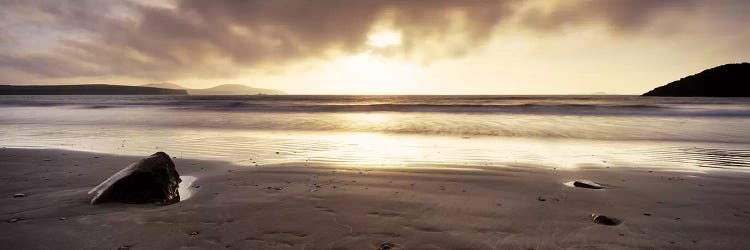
88,152,181,205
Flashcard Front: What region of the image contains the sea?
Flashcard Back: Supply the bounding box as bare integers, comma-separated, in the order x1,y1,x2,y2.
1,95,749,170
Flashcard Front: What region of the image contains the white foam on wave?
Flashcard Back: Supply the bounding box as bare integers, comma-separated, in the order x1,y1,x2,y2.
178,176,196,201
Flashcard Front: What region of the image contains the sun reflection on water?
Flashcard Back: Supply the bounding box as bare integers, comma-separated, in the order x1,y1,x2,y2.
1,123,748,171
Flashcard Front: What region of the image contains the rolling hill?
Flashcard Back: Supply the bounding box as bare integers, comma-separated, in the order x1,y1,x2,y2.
142,83,285,95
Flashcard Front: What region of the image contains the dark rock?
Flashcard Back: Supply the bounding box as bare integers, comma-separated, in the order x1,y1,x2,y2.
88,152,181,205
537,196,546,202
13,193,25,198
591,213,622,226
573,180,604,189
378,243,395,250
642,62,750,97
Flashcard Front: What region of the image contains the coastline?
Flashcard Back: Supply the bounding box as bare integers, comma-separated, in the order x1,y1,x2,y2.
2,148,750,249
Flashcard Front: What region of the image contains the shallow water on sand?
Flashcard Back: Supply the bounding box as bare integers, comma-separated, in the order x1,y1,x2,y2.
1,95,749,170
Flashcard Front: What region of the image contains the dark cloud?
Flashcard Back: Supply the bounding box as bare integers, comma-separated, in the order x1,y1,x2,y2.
0,0,748,82
0,0,521,81
520,0,750,34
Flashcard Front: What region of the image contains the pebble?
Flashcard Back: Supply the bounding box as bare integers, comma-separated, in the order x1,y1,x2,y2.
7,218,22,223
573,180,605,189
591,213,622,226
378,243,395,250
13,193,25,198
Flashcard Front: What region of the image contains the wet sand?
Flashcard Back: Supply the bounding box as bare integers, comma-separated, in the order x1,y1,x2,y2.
1,148,750,249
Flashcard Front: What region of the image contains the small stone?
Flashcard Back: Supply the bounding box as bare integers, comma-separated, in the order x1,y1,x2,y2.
573,180,605,189
189,231,200,236
7,218,21,223
13,193,25,198
537,196,546,202
642,213,652,216
591,213,622,226
378,243,395,250
59,217,67,220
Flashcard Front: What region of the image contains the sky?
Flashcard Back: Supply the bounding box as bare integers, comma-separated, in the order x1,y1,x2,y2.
0,0,749,94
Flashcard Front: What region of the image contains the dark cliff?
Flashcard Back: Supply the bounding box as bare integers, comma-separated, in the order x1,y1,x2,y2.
643,63,750,97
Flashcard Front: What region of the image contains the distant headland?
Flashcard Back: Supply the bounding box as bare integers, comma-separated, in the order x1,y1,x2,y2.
643,63,750,97
142,83,286,95
0,83,286,95
0,84,188,95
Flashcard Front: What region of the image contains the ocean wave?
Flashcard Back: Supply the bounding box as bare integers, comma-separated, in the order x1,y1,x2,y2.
2,95,750,117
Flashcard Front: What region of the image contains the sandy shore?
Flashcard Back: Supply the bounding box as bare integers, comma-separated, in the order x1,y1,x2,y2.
1,148,750,249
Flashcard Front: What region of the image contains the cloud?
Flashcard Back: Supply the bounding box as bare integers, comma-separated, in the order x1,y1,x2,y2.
0,0,522,81
0,0,748,83
519,0,694,32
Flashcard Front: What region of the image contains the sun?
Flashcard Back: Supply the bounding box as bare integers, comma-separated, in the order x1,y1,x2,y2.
367,31,402,48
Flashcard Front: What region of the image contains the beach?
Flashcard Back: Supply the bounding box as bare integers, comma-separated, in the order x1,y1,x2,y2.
3,148,750,249
2,95,750,249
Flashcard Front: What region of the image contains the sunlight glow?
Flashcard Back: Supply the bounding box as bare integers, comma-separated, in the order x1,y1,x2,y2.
313,52,424,94
367,31,402,48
